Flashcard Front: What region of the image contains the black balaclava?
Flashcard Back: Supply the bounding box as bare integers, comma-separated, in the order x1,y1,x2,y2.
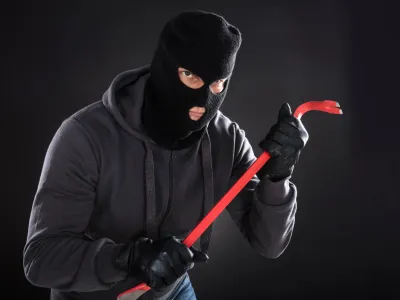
142,10,242,150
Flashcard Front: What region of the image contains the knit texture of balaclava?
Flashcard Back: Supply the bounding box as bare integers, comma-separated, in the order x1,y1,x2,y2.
142,10,242,149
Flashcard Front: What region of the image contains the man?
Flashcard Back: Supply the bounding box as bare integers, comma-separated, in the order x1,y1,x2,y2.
23,10,308,300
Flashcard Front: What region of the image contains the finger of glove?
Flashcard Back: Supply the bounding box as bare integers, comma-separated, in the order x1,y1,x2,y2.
161,237,193,273
282,116,309,141
169,250,189,277
262,150,298,172
190,246,209,263
174,243,194,267
274,125,307,149
276,119,302,136
147,271,167,289
266,130,295,150
162,237,193,264
259,139,283,156
149,252,178,286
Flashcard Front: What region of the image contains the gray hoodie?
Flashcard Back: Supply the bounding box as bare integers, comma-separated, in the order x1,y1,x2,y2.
23,66,298,300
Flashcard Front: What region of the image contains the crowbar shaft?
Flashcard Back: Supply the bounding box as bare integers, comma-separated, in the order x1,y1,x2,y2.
118,100,343,300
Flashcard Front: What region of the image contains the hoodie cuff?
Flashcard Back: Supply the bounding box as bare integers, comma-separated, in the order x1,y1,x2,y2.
256,176,293,206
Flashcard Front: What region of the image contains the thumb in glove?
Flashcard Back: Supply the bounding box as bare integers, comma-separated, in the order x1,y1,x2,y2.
278,102,292,121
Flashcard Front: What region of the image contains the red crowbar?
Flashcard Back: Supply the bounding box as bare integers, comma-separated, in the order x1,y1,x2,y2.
117,100,343,300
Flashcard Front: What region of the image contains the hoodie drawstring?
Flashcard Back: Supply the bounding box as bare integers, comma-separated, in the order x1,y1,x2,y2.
199,129,214,254
144,143,157,240
142,130,214,253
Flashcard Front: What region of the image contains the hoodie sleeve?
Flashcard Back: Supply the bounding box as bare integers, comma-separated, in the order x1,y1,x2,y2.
225,123,298,259
23,118,128,292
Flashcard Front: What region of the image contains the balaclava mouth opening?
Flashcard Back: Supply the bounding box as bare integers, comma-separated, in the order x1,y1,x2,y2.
142,10,242,150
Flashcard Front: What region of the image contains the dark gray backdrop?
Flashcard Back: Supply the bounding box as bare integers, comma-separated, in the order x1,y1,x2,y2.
2,0,399,299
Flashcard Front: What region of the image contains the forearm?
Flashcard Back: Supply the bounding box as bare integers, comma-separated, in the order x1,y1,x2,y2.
21,117,132,291
239,178,297,258
227,120,299,258
23,234,128,292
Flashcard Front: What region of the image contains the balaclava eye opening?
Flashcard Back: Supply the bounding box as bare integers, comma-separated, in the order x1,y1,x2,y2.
142,10,242,150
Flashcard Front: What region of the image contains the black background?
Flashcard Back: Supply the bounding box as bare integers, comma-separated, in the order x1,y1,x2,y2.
2,0,399,299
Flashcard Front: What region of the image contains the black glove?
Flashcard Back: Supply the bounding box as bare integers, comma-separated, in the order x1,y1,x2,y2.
258,103,309,182
117,236,208,290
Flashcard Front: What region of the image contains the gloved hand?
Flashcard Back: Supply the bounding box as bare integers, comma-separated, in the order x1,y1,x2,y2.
117,236,208,290
257,103,309,182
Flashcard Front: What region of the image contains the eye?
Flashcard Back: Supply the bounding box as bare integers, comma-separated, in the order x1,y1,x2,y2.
183,70,193,78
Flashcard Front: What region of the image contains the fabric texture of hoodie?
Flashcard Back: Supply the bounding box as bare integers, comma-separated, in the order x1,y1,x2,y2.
23,66,298,300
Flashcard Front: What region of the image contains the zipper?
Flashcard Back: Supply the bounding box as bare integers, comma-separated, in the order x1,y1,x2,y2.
158,150,174,236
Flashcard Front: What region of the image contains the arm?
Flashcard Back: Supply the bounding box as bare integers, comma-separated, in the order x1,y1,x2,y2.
23,118,127,292
226,123,297,259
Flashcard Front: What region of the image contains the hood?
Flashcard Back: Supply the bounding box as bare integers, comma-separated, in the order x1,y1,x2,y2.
102,65,155,144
